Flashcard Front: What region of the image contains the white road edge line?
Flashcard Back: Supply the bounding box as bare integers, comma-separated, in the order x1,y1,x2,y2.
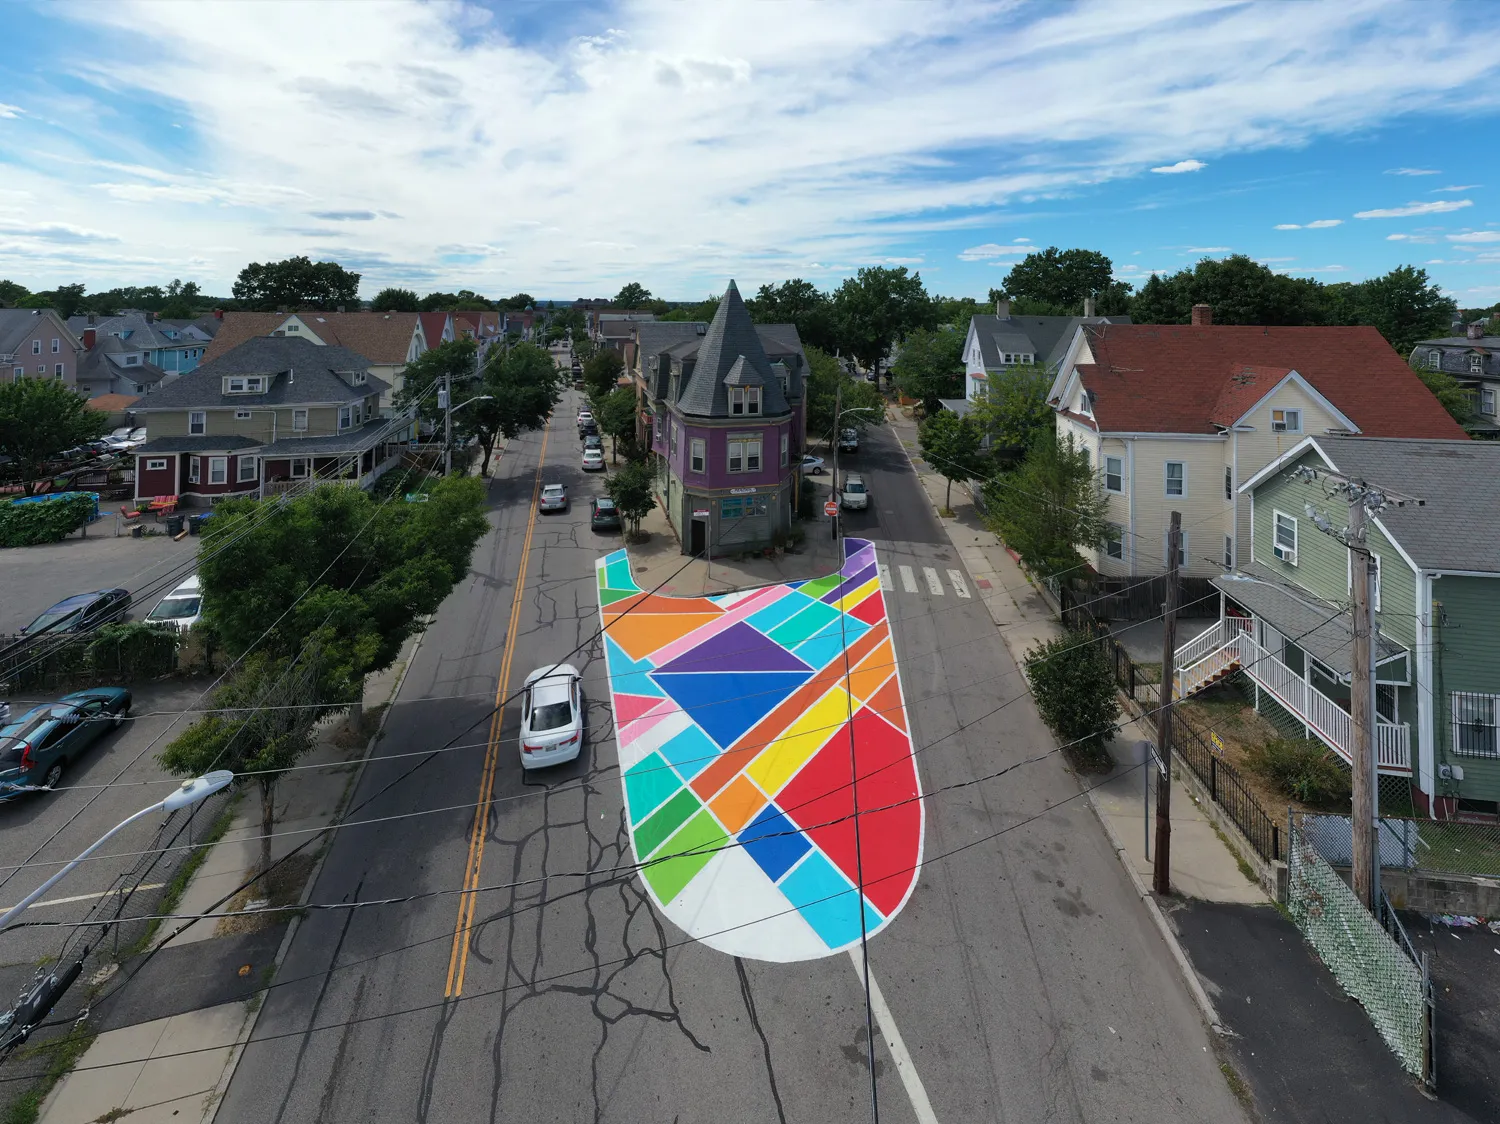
923,566,944,595
946,569,971,599
847,948,940,1124
0,883,165,911
878,564,893,591
899,565,918,593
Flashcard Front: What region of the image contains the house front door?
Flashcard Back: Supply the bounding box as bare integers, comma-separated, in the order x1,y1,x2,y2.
689,518,707,557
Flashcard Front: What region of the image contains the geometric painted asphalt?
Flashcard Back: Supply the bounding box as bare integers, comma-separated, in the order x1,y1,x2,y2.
595,537,924,962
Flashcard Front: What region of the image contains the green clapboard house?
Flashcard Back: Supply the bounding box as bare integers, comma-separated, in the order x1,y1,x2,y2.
1172,434,1500,819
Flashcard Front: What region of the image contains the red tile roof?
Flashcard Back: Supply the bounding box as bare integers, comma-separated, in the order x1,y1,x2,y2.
1075,325,1468,439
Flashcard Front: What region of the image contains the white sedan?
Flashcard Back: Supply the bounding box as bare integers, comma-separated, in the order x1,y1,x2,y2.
582,447,605,472
520,663,584,769
800,454,825,475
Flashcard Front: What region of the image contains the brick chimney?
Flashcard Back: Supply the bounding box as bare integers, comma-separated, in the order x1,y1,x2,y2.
214,308,224,320
82,328,96,349
1191,303,1213,326
1084,296,1096,318
1466,320,1485,340
995,297,1011,319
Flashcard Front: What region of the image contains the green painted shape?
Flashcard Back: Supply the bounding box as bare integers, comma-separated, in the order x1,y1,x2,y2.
599,587,637,607
624,752,684,826
642,810,727,903
634,787,701,857
768,597,841,648
800,573,843,599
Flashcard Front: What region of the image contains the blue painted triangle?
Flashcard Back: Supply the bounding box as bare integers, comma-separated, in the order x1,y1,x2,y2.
604,634,665,698
651,670,811,751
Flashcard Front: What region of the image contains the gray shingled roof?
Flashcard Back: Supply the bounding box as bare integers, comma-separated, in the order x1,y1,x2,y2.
636,322,708,399
0,308,70,357
675,282,791,418
970,313,1131,372
136,435,261,454
1313,435,1500,573
66,313,188,351
260,419,391,456
78,336,168,387
133,336,386,411
1414,335,1500,349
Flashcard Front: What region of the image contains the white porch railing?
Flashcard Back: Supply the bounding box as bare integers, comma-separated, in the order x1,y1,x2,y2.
1174,622,1411,775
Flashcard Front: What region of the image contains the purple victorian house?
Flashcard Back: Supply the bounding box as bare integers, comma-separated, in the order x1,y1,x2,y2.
639,281,808,555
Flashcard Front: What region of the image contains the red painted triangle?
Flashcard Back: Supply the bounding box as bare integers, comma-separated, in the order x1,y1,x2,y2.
612,693,662,727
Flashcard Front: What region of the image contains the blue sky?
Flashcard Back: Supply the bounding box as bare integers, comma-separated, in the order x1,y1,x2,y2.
1,0,1498,305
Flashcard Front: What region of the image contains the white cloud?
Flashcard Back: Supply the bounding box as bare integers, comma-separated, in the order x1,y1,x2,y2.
1446,231,1500,243
1386,233,1409,240
1257,256,1296,263
1185,246,1231,253
1150,159,1206,175
1431,184,1479,193
1354,199,1473,219
1306,219,1342,228
0,220,120,244
1275,223,1301,230
0,103,22,119
1012,237,1031,243
958,243,1027,261
1386,167,1440,176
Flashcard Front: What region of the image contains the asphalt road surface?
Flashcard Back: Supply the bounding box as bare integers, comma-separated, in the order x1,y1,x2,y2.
217,397,1246,1123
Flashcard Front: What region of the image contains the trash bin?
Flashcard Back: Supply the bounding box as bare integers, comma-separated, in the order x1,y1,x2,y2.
188,514,206,535
165,513,185,536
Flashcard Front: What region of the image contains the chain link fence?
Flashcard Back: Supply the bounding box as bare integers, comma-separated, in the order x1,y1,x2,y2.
1288,811,1435,1086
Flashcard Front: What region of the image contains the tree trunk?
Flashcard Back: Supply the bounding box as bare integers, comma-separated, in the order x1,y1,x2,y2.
480,436,495,476
258,776,276,876
945,476,952,511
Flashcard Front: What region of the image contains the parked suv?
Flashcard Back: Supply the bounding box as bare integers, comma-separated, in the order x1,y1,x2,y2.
838,428,859,453
838,473,869,511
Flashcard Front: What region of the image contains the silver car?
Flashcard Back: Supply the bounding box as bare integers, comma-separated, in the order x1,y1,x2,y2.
520,663,584,769
538,483,569,513
838,473,869,511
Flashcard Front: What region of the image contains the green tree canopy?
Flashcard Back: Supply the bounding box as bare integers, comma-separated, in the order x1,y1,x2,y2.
1323,266,1457,355
892,326,965,413
804,346,884,440
583,348,625,400
0,280,31,306
0,379,108,492
1130,254,1324,326
982,431,1109,576
232,256,361,311
831,266,936,376
496,292,536,311
1409,359,1473,427
606,459,656,538
749,279,837,353
918,409,984,512
1002,247,1131,315
1023,629,1120,767
968,362,1054,456
372,287,421,312
469,342,565,472
659,296,721,323
596,385,638,463
394,339,481,431
614,282,652,308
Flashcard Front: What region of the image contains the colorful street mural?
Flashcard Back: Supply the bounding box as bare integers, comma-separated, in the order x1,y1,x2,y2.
595,537,923,962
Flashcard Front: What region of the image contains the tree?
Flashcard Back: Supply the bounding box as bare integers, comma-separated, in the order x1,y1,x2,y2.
0,379,109,493
606,459,656,538
1410,359,1473,427
918,409,984,512
1324,266,1457,355
372,287,420,312
232,256,361,311
1002,247,1132,315
1023,629,1120,767
0,280,30,307
983,431,1109,576
831,266,936,378
614,282,652,308
933,295,984,330
394,339,480,435
659,296,720,323
597,386,638,463
583,348,624,400
804,346,884,440
496,292,536,311
469,343,565,473
748,280,837,353
967,362,1053,456
892,326,964,413
542,307,586,345
1130,254,1324,326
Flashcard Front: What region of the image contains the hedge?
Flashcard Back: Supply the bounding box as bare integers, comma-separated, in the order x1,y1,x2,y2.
0,493,97,548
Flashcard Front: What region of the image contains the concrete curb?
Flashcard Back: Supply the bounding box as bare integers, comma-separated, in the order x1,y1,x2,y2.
203,628,425,1123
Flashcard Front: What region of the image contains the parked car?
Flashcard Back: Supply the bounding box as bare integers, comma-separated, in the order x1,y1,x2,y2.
576,409,594,426
590,496,621,532
800,454,825,475
578,420,599,438
103,427,147,453
0,687,132,796
20,589,131,637
539,483,569,513
838,428,860,453
582,448,605,472
583,434,603,451
144,576,202,632
838,473,870,511
519,663,584,769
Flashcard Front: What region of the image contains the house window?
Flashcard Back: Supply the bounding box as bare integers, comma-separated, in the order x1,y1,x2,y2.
293,408,308,431
1468,354,1483,375
721,495,768,520
237,456,258,483
1103,455,1122,494
1427,349,1441,369
1166,530,1187,568
1165,461,1185,497
188,456,201,484
189,411,206,435
1104,526,1123,560
54,363,64,378
690,438,705,474
669,422,678,458
208,457,227,485
235,409,252,420
726,437,762,473
746,438,762,471
1271,408,1302,434
1452,693,1500,758
31,340,40,354
781,432,789,467
1273,510,1298,564
653,414,662,443
338,405,353,430
291,458,309,479
11,367,21,379
225,376,266,394
50,338,59,354
1483,387,1497,416
145,458,167,471
1224,535,1234,568
747,387,761,415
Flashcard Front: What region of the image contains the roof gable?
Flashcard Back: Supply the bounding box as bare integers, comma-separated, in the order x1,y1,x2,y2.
674,282,790,418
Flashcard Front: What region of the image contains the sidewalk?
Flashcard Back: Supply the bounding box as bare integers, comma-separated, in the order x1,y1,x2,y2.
34,634,421,1124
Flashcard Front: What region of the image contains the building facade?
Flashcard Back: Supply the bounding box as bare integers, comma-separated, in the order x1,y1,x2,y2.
0,308,84,386
1409,320,1500,438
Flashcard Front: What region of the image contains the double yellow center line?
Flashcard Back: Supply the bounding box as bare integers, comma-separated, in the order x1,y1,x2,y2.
444,424,550,998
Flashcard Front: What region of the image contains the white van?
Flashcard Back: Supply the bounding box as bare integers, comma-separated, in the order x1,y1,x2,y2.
145,576,203,632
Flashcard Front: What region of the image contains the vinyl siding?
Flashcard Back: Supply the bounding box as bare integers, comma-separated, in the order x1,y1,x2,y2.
1124,434,1228,578
1432,574,1500,803
147,405,354,440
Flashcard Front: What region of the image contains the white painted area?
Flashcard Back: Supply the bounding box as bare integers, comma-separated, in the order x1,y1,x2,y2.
898,564,918,592
0,883,164,912
668,845,828,962
923,567,944,595
849,948,940,1124
946,569,971,599
878,564,892,591
615,708,691,772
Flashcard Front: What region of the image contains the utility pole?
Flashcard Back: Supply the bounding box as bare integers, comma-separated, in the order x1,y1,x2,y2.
830,382,842,541
1153,510,1182,896
441,374,453,477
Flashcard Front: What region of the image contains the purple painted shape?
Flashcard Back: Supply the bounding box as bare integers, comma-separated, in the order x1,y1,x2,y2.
654,620,812,675
822,561,877,604
842,542,876,575
843,537,874,564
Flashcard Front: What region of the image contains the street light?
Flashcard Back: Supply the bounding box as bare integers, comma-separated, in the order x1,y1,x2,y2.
0,771,234,933
440,374,495,476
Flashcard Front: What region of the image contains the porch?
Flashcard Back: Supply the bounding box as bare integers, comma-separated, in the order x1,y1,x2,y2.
258,426,409,498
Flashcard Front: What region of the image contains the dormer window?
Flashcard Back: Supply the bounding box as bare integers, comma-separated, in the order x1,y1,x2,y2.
730,387,761,415
1427,349,1442,370
225,376,266,394
1469,354,1483,375
1077,389,1092,418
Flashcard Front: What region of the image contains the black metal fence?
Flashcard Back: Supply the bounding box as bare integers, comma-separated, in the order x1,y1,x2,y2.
1172,707,1283,864
1059,585,1137,699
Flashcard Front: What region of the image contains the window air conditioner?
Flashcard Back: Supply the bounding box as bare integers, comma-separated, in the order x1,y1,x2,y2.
1273,544,1297,565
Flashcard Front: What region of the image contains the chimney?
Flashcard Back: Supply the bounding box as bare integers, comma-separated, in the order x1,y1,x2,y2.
995,297,1010,319
1191,303,1213,326
87,312,96,326
1466,320,1484,340
1083,296,1095,318
337,304,346,313
214,308,224,320
82,328,96,349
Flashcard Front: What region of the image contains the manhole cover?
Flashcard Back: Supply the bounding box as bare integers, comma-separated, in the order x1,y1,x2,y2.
635,565,649,572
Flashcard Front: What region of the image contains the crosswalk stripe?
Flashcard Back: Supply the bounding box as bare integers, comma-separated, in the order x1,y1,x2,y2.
899,565,918,593
923,567,944,595
878,564,893,591
947,569,971,599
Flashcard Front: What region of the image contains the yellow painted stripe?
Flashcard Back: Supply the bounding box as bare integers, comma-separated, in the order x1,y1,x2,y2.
746,686,853,795
830,576,881,614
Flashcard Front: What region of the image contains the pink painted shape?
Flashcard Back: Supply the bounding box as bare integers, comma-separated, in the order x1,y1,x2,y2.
619,706,676,749
613,693,663,727
649,584,784,665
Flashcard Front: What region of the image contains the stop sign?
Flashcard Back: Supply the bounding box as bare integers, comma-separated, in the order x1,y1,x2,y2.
824,500,839,516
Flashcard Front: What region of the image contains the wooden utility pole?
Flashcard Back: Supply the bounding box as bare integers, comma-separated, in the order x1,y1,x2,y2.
1153,510,1182,896
1349,497,1377,910
830,382,842,541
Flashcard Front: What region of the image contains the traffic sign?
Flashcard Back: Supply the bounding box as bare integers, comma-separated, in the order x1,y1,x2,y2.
824,500,839,517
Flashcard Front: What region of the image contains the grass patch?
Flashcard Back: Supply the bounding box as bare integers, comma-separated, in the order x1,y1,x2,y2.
1,1028,97,1124
215,853,316,938
1218,1061,1253,1111
116,799,237,962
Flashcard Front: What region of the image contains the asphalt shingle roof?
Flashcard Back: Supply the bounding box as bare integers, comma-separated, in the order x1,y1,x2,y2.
0,309,74,357
971,313,1129,372
133,336,386,411
137,435,261,454
675,282,791,418
260,419,392,456
200,311,421,366
1076,324,1468,439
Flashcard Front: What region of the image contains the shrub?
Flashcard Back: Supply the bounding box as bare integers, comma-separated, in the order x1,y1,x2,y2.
798,476,817,520
1244,737,1351,809
1023,629,1120,769
0,493,97,547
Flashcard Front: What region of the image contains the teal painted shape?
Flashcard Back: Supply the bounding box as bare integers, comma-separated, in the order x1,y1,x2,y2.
653,721,723,781
792,615,871,673
768,598,842,648
604,635,664,698
605,555,639,592
624,751,685,826
779,850,883,950
745,589,816,635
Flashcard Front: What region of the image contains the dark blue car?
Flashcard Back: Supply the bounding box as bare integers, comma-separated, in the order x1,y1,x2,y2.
0,688,132,796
